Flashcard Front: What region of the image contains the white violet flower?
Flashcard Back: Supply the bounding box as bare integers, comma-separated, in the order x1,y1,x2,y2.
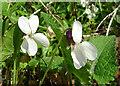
85,9,91,15
92,4,99,12
68,21,97,69
18,15,49,56
87,13,96,20
85,9,96,20
81,0,89,7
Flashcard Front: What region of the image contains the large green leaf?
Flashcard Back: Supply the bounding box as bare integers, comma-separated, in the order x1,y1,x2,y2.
41,12,91,84
2,27,14,61
89,36,117,84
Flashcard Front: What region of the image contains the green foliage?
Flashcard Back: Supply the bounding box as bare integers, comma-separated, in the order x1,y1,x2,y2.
2,27,14,61
29,59,39,67
89,36,118,84
114,14,120,24
20,62,27,69
40,56,64,70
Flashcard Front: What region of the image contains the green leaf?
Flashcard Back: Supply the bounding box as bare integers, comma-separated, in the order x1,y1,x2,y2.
40,56,64,70
114,14,120,24
2,27,14,61
8,2,25,16
2,2,9,16
67,3,73,12
89,36,117,84
29,59,39,67
62,20,69,29
13,24,22,54
20,62,27,69
114,9,120,24
41,12,91,84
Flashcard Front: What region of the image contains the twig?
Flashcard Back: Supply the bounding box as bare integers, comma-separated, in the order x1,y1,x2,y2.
96,4,120,32
106,5,120,36
96,11,113,31
99,0,103,18
32,9,41,15
106,0,111,12
77,12,85,20
31,1,53,16
39,0,66,30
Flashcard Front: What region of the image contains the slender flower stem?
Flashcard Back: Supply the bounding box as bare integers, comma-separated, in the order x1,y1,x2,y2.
39,0,66,30
13,58,17,86
30,56,32,60
39,29,68,86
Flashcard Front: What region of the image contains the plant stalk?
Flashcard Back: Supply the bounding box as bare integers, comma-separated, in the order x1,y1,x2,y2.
13,57,17,86
39,29,68,86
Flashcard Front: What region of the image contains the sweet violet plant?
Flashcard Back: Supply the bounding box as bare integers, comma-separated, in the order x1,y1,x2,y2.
66,21,98,69
18,15,49,56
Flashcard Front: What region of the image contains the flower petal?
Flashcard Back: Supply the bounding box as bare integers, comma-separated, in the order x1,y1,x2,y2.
81,41,97,60
71,43,87,69
27,38,38,56
32,33,49,47
18,16,31,34
94,7,98,12
72,21,82,43
21,38,28,53
85,9,91,14
29,15,39,34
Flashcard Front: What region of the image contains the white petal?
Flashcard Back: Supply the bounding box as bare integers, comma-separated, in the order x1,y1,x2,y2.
72,21,82,43
71,43,87,69
92,13,96,17
27,38,38,56
87,14,92,20
85,9,91,14
94,7,98,12
29,15,39,34
32,33,49,47
92,4,95,8
82,4,86,7
21,38,28,53
18,16,31,34
81,41,97,60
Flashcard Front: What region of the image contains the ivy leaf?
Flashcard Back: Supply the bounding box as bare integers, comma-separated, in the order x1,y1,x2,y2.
41,12,91,84
2,27,14,61
89,36,117,84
